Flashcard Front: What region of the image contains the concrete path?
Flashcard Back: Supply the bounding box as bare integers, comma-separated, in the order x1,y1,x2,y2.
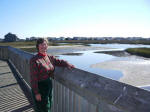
0,60,34,112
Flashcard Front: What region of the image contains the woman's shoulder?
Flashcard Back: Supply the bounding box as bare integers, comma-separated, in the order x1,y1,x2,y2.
30,54,39,62
47,54,57,62
47,54,54,58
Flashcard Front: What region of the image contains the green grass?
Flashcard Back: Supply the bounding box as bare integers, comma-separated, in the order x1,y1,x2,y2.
19,47,37,53
0,41,89,47
125,48,150,58
61,53,83,56
1,41,150,55
1,40,150,48
54,40,150,45
0,41,36,47
0,41,88,53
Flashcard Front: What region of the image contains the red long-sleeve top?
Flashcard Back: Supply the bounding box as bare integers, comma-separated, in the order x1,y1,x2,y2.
30,53,69,95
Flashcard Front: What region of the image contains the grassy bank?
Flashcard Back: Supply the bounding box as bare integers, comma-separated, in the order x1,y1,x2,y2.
1,41,150,54
0,41,57,47
54,40,150,45
0,41,88,47
1,40,150,47
125,48,150,58
0,41,36,47
19,47,37,53
0,41,88,53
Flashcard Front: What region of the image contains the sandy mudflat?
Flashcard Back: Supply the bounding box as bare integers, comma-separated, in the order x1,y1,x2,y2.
47,45,110,55
91,56,150,87
48,45,150,87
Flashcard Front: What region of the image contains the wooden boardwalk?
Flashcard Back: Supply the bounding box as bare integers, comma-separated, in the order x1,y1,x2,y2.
0,60,34,112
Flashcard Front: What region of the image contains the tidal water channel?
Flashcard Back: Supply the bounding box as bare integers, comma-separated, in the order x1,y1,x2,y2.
50,44,150,81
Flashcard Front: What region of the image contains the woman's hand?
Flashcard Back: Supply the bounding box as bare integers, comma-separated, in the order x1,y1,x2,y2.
67,63,75,69
35,93,41,101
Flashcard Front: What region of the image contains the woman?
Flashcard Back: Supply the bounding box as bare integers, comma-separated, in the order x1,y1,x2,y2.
30,38,74,112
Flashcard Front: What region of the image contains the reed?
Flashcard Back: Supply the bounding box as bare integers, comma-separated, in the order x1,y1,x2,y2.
125,48,150,58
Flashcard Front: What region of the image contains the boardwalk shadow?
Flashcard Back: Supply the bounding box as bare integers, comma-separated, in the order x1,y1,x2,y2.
7,61,34,111
0,82,18,88
11,104,34,112
0,72,11,76
0,65,9,67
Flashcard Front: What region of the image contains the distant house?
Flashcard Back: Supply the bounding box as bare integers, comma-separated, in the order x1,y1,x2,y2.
73,37,85,40
4,33,19,42
26,38,30,41
59,37,65,40
47,37,57,41
30,37,39,41
65,37,72,40
19,39,25,41
126,37,142,41
0,38,3,42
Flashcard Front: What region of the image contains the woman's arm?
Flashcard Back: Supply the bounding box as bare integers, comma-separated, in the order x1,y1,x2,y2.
49,55,75,69
30,58,39,95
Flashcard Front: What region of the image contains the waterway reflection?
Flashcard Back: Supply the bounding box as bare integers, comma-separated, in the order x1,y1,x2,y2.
90,43,150,49
53,43,150,81
57,50,123,80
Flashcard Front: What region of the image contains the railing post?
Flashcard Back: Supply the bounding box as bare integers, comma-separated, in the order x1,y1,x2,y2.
0,46,9,60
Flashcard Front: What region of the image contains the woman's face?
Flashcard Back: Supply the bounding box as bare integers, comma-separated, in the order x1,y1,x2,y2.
38,40,48,53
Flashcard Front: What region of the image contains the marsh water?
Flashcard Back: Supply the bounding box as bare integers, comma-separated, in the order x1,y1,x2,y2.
90,43,150,49
48,44,150,80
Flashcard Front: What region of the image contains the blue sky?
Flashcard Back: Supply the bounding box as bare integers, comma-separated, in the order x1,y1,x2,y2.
0,0,150,39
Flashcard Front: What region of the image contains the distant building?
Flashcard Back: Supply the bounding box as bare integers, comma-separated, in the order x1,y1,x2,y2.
26,38,30,41
4,32,19,42
73,37,87,40
30,37,39,41
59,37,65,40
65,37,72,40
0,38,3,42
47,37,57,41
19,39,25,41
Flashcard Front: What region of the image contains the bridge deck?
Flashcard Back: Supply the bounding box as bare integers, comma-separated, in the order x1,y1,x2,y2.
0,60,34,112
